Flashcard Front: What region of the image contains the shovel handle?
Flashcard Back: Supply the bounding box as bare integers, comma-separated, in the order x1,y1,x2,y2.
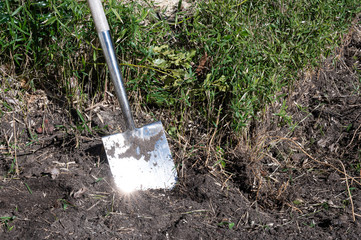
87,0,109,33
87,0,136,131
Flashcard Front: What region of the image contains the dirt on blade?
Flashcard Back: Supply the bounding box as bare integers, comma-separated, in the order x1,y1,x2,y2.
1,15,361,240
114,128,164,162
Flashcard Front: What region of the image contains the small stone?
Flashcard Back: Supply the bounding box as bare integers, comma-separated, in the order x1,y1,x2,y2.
49,168,60,179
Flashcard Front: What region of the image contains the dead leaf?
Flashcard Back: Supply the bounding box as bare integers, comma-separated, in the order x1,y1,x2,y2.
196,52,209,76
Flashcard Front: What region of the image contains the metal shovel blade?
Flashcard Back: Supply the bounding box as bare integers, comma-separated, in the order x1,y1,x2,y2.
102,121,177,192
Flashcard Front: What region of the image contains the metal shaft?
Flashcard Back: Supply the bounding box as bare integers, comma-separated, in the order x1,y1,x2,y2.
98,30,136,131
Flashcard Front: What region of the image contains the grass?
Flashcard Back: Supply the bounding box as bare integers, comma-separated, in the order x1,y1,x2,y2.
1,0,360,133
0,215,15,231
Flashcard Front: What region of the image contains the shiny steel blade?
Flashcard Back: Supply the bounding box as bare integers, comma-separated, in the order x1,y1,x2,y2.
102,121,177,192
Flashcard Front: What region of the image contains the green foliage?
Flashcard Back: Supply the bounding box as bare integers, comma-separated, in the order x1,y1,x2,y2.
303,221,316,228
8,158,17,175
0,216,15,231
151,45,195,86
188,0,360,130
1,0,360,133
58,199,74,210
76,109,92,134
1,0,86,67
218,221,235,230
293,199,303,205
322,202,329,210
24,182,33,194
95,177,103,183
142,44,197,106
213,146,226,169
274,99,293,126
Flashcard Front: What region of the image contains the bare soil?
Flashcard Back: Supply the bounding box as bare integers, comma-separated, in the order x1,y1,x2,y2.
1,16,361,240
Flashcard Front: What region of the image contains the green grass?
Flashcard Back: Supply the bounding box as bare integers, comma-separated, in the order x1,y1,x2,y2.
189,0,360,130
0,215,15,231
1,0,360,133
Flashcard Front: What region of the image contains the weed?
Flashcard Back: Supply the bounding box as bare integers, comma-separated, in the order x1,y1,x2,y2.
274,100,293,126
218,221,235,230
352,162,361,173
345,123,353,132
293,199,303,205
57,199,74,210
76,109,92,135
24,182,32,194
167,125,178,138
95,177,103,183
262,224,271,230
0,216,15,231
322,202,329,210
213,146,226,169
303,220,316,228
8,158,17,175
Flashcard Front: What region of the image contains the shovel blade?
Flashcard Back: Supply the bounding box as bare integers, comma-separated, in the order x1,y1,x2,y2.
102,121,177,192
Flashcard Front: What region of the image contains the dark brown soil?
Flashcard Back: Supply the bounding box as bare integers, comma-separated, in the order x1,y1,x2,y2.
1,17,361,240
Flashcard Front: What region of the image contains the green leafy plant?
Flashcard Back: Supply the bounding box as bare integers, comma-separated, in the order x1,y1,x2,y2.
151,45,195,82
322,202,329,210
76,109,92,134
0,216,16,231
95,177,103,183
213,146,226,169
140,44,197,106
218,221,235,230
58,199,74,210
274,100,293,126
292,199,303,205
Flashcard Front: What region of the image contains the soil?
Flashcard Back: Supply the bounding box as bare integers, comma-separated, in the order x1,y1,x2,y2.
1,15,361,240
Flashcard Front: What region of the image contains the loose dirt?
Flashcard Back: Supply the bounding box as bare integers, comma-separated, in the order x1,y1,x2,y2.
1,15,361,240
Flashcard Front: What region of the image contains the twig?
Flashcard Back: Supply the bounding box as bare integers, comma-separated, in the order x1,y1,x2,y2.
340,177,361,180
339,160,355,222
84,101,105,112
87,200,101,211
345,123,361,149
285,202,303,214
181,209,210,215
